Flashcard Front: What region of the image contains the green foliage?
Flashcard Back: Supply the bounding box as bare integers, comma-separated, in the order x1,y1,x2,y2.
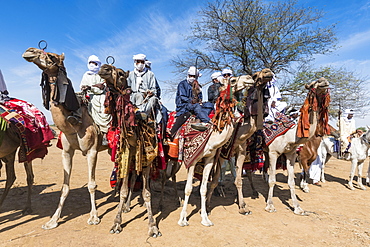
279,65,370,119
171,0,337,77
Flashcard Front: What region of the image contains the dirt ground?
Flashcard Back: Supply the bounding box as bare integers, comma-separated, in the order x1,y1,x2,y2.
1,129,370,247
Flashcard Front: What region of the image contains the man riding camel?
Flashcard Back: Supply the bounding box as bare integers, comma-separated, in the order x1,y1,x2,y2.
80,55,112,145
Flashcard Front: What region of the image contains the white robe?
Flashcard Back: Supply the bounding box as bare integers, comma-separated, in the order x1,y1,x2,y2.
80,72,111,133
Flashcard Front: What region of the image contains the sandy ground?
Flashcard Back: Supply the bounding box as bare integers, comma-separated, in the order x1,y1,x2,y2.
1,130,370,247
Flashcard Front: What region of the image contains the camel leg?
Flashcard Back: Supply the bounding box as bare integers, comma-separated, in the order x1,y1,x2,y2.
265,152,277,213
178,165,195,226
206,159,221,215
357,161,366,190
246,170,259,198
286,153,305,215
200,158,215,226
0,154,16,210
234,147,251,215
142,167,161,237
85,149,100,225
366,163,370,186
300,170,310,193
348,159,357,190
23,161,34,214
110,176,129,234
42,148,75,230
124,172,137,213
172,162,181,207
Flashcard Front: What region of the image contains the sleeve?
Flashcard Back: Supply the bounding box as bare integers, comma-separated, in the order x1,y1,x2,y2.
147,72,157,96
208,85,215,103
176,81,191,106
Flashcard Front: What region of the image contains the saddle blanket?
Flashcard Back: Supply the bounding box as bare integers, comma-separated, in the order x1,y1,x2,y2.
262,112,295,146
0,98,54,162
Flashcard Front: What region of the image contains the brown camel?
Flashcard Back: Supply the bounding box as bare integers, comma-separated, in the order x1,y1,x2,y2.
298,125,339,193
22,47,107,229
0,129,33,214
217,68,273,216
98,63,161,237
264,77,330,215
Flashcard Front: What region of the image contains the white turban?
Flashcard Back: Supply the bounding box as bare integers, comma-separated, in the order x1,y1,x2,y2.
222,68,233,76
344,109,355,115
133,53,146,61
87,55,101,74
211,71,222,79
187,66,202,77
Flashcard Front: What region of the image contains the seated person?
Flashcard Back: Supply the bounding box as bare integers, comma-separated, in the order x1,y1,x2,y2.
175,66,214,131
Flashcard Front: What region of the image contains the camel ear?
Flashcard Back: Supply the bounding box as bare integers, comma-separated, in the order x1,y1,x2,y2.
252,72,258,81
367,125,370,130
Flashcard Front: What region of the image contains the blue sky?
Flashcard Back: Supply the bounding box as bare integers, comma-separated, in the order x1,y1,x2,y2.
1,0,370,126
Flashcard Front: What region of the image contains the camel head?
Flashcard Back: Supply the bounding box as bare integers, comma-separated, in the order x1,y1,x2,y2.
252,68,274,87
99,64,129,91
305,77,329,93
22,48,65,75
230,75,255,92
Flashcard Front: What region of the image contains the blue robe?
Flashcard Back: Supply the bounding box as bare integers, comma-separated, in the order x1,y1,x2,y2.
175,79,213,122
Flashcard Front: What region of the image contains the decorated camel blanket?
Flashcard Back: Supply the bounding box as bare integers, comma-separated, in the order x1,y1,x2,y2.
166,112,213,168
262,112,295,146
0,98,54,162
243,130,264,172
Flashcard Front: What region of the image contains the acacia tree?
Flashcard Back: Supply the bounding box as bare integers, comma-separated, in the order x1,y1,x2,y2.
171,0,337,77
279,65,370,119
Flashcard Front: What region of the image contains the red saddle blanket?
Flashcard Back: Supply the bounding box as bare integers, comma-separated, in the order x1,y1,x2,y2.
262,112,295,146
0,98,54,162
167,112,213,168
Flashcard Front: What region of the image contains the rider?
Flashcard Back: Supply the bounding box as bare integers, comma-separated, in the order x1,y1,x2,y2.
207,71,222,104
80,55,112,145
175,66,214,131
127,54,161,122
264,74,287,123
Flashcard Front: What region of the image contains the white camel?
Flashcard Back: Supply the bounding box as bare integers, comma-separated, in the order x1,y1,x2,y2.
347,128,370,190
23,47,107,229
264,77,330,215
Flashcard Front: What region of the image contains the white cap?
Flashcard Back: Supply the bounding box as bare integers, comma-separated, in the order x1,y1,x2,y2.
133,53,146,61
211,71,222,79
344,109,355,115
222,68,233,75
188,66,201,77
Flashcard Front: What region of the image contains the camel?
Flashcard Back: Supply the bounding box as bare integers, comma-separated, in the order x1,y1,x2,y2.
298,125,339,193
347,128,370,190
216,68,273,216
264,77,330,215
0,129,33,214
98,63,161,237
22,47,106,229
177,69,272,227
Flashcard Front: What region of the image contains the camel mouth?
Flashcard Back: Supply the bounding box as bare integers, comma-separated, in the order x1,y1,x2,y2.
22,52,37,62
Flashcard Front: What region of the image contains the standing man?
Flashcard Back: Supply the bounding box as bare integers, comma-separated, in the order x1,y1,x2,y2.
337,109,356,154
127,54,160,122
80,55,112,145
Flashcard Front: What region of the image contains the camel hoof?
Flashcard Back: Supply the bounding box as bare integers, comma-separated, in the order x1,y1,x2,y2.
201,220,214,227
265,205,276,213
294,208,308,216
243,211,252,216
110,224,122,234
178,220,189,227
22,207,33,215
359,185,366,190
87,216,100,225
348,183,355,190
42,220,58,230
123,208,131,213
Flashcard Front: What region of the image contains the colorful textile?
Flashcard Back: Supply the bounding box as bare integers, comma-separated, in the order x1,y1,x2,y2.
220,118,243,159
0,98,54,162
262,112,295,146
178,117,213,169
